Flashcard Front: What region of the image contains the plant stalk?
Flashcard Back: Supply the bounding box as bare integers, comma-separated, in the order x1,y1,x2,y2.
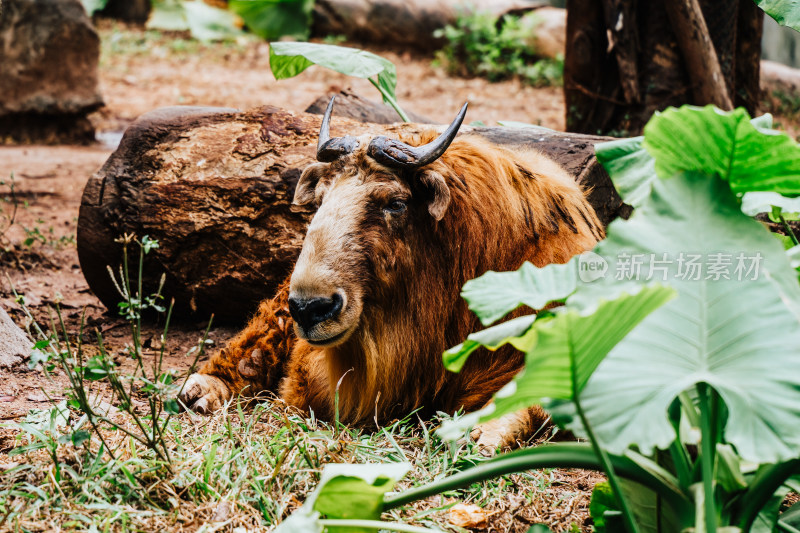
369,78,410,122
574,397,640,533
698,382,717,533
779,213,800,246
383,442,690,514
318,519,435,532
736,459,800,531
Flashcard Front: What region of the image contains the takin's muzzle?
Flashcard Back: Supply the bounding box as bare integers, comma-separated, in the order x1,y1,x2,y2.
287,293,343,334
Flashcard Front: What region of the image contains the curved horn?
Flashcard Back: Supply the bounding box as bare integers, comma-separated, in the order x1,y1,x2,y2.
316,96,358,162
367,102,468,169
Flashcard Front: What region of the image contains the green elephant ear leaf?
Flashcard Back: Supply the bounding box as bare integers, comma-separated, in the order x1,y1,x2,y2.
754,0,800,31
594,136,656,208
643,105,800,194
596,106,800,207
275,463,410,533
571,171,800,463
461,259,579,326
269,42,398,104
438,284,675,441
229,0,314,41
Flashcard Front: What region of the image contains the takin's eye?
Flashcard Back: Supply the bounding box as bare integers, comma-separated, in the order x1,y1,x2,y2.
383,199,408,215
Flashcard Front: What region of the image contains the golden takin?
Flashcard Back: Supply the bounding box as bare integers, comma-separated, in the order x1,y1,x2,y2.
180,98,603,448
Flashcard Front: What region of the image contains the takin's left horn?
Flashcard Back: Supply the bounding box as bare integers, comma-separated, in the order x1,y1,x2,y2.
316,95,359,162
367,102,468,169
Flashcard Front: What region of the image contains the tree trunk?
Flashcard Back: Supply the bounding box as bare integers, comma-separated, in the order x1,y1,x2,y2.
77,103,627,323
664,0,733,109
564,0,763,136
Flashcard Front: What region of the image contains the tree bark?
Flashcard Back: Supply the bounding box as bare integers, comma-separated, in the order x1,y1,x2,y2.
305,89,433,124
77,104,627,323
564,0,763,136
665,0,733,110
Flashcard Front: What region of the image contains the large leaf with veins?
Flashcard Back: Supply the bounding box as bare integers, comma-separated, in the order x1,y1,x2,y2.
569,172,800,463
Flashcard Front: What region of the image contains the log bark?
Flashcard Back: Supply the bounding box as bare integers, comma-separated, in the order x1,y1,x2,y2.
735,0,763,112
305,89,433,124
77,104,627,323
761,60,800,97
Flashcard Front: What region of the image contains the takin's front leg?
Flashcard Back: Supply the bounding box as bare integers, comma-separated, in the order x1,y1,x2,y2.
179,280,295,413
470,406,552,453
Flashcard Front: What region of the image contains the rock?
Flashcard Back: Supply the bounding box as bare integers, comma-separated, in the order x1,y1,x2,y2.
762,60,800,96
449,503,488,529
0,306,33,368
210,501,232,522
0,0,103,143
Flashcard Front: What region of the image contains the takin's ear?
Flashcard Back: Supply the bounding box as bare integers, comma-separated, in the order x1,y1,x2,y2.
418,169,451,221
293,162,328,206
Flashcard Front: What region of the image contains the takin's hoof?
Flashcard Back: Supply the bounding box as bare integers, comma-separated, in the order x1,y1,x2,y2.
469,424,505,457
470,412,528,456
179,374,232,414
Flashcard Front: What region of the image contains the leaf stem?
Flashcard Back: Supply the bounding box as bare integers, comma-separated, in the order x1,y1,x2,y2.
574,397,640,533
382,442,690,514
318,519,436,532
736,459,800,531
779,213,800,246
369,78,410,122
698,382,717,533
668,438,692,488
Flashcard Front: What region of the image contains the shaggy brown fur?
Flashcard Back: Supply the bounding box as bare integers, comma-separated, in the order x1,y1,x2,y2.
181,131,603,448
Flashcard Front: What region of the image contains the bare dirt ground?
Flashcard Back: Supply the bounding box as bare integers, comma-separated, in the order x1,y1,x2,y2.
2,21,799,532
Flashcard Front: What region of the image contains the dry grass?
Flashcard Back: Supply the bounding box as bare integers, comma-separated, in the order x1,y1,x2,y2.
0,390,599,532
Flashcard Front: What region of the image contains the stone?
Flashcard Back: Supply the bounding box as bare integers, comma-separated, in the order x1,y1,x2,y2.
0,305,32,368
0,0,103,143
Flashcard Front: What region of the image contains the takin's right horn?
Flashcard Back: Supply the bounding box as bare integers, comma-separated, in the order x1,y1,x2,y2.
316,96,359,162
367,102,468,169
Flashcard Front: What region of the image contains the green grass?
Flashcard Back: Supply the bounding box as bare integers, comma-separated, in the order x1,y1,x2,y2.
0,390,580,531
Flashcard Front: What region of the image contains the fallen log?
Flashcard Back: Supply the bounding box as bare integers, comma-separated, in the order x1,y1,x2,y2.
77,104,627,323
761,60,800,97
305,89,433,124
311,0,561,55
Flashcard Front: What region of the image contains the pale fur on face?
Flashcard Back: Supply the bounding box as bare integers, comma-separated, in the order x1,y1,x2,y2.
287,131,603,424
289,137,428,348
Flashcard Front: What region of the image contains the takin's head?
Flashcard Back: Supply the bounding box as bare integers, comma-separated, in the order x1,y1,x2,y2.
287,97,469,347
287,97,602,357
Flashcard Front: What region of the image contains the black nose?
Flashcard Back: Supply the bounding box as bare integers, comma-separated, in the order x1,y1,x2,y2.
288,293,343,331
